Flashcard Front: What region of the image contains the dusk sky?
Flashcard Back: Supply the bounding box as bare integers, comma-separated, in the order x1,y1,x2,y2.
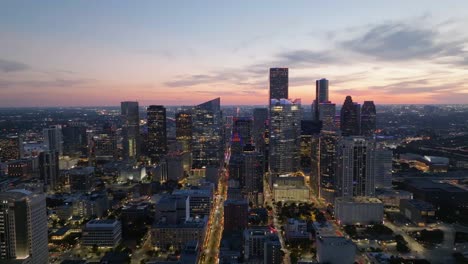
1,1,468,107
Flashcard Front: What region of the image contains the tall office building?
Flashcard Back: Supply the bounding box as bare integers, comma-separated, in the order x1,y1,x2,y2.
361,101,377,137
62,124,87,157
233,117,253,146
90,123,117,161
121,101,140,161
39,151,60,191
374,148,393,189
192,98,223,169
317,131,341,204
43,125,63,156
269,68,288,103
314,78,329,120
0,135,22,162
319,102,336,131
147,105,167,163
176,111,193,152
253,108,268,148
242,144,264,205
0,189,48,264
269,98,301,175
335,137,376,199
340,96,361,136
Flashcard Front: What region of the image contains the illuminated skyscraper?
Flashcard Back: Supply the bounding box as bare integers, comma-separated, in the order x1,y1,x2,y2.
319,102,336,131
340,96,361,136
0,189,48,264
318,131,341,204
43,125,63,156
361,101,377,136
269,98,301,174
269,68,288,103
176,111,193,152
314,78,329,120
0,135,22,162
192,98,223,169
121,101,140,160
335,137,376,199
147,105,167,163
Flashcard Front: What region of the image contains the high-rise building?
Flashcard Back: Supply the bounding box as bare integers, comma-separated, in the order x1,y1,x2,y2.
340,96,361,136
318,131,341,204
39,151,60,191
242,144,264,205
147,105,167,163
121,101,140,161
374,148,393,189
314,78,329,120
264,234,282,264
91,129,117,162
233,117,253,146
269,68,288,103
224,199,248,232
253,108,268,149
43,125,63,156
62,124,87,157
269,98,301,175
0,189,48,264
335,137,376,198
176,111,193,152
192,98,223,169
361,101,377,136
319,102,336,131
0,135,22,162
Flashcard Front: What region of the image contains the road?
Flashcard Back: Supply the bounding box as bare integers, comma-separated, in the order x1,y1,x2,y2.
198,147,230,264
264,174,291,264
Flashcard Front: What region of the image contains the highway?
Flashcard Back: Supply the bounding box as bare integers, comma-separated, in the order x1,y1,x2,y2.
198,146,230,264
264,174,291,264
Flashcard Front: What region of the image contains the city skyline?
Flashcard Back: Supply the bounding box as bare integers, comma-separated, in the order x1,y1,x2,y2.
1,1,468,107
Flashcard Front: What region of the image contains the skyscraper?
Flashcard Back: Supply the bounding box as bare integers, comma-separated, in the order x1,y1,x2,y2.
242,144,264,205
253,108,268,148
318,131,341,204
0,189,48,264
335,137,376,199
176,111,193,152
233,117,253,146
314,78,329,120
361,101,377,137
340,96,361,136
374,147,393,189
269,68,288,103
319,102,336,131
39,151,59,191
62,124,87,157
269,98,302,175
0,135,22,162
121,101,140,161
147,105,167,163
43,125,63,156
192,98,223,169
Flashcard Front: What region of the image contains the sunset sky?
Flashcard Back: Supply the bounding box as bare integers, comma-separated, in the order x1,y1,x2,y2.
1,0,468,107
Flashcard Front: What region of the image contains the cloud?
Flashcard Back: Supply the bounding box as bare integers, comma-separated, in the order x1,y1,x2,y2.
0,78,96,90
0,59,30,72
341,21,468,64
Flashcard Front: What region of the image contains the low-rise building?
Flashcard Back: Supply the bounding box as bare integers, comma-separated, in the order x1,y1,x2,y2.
273,186,309,202
334,197,384,225
82,219,122,248
152,217,207,251
285,218,310,241
376,189,413,207
399,199,436,226
316,236,356,264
